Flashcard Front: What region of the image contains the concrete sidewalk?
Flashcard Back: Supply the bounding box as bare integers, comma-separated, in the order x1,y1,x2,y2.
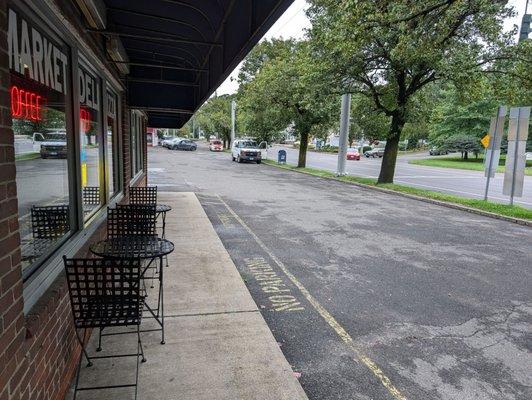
67,192,308,400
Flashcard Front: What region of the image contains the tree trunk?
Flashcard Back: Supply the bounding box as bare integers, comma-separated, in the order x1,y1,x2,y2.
377,113,404,184
298,131,309,168
463,151,468,160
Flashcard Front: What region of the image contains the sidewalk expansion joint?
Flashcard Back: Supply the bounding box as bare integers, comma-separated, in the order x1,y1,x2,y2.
145,309,259,319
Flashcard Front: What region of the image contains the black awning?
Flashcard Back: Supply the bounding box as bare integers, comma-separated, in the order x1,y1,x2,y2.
99,0,294,127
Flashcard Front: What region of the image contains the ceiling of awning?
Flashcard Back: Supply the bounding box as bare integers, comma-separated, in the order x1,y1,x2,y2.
98,0,294,128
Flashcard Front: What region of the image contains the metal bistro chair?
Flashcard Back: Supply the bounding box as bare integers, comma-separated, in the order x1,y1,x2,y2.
129,186,167,237
107,204,158,239
129,186,157,206
129,186,170,267
22,205,70,261
64,257,146,400
105,203,163,333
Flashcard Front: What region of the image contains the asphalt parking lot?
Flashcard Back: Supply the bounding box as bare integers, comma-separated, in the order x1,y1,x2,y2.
150,143,531,400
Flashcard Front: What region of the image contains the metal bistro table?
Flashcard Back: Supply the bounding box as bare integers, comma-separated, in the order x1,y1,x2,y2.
156,204,172,238
90,236,174,344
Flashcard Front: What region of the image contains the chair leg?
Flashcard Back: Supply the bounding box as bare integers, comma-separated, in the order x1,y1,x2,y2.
138,324,146,363
134,324,143,400
74,328,92,367
159,256,165,345
96,327,103,352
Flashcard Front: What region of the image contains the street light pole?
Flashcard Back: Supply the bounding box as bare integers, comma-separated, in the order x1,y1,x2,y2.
231,100,236,146
336,93,351,176
519,0,531,42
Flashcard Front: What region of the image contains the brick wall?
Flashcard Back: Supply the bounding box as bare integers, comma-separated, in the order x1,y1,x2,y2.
0,0,26,398
0,1,147,399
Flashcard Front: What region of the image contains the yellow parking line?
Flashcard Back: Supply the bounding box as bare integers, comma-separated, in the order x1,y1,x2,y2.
218,196,407,400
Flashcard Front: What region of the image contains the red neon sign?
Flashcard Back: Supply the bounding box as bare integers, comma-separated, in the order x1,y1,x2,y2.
10,85,43,122
80,107,91,132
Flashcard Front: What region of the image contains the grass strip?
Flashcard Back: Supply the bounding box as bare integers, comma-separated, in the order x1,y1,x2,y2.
15,152,40,161
263,159,532,221
409,156,532,176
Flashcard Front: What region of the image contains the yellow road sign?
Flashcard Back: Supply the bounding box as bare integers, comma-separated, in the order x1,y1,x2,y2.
481,134,490,149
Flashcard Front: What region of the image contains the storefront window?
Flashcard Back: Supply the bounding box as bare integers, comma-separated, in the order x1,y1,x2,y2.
9,8,72,277
79,62,103,219
130,111,137,175
106,90,118,197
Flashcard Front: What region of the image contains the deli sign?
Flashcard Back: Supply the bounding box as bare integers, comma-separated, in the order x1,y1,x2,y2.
8,9,68,95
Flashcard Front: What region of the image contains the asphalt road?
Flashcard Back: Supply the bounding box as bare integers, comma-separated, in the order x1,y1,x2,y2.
149,143,532,400
266,146,532,209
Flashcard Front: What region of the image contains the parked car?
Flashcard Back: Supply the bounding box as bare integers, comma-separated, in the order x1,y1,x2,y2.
364,148,384,158
161,136,178,148
231,139,262,163
429,146,448,156
346,147,360,160
170,139,197,151
34,130,67,159
209,140,223,152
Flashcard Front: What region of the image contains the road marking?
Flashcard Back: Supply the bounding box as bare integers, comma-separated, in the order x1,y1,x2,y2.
217,213,233,226
217,196,407,400
245,257,304,312
393,180,532,207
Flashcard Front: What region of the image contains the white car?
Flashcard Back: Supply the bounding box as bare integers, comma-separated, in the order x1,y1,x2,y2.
162,137,182,148
231,139,262,163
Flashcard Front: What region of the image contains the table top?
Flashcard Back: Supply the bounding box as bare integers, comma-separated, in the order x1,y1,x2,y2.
156,204,172,213
90,236,174,259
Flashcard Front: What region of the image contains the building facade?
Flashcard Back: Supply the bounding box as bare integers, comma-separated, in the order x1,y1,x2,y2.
0,1,148,398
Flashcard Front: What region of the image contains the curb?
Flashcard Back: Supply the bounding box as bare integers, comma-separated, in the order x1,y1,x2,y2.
263,162,531,227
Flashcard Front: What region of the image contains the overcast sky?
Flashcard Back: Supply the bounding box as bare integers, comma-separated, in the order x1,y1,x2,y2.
216,0,529,95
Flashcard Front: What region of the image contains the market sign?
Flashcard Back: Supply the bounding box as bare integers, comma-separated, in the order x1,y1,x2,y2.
8,8,68,95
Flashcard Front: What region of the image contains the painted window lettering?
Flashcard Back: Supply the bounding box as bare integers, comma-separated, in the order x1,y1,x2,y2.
8,8,68,94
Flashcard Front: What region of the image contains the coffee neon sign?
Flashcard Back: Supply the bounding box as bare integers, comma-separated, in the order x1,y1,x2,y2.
10,85,43,121
80,107,91,132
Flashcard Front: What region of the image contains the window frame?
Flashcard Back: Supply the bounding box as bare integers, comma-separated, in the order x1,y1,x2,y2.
130,110,145,180
10,2,78,282
21,0,126,313
78,55,105,224
104,87,121,199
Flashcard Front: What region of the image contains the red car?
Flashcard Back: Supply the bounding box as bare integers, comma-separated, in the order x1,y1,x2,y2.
346,147,360,160
209,140,223,152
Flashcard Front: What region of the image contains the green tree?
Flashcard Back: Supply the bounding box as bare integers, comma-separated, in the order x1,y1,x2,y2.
195,94,234,148
308,0,520,183
349,94,389,145
441,134,482,159
429,85,498,153
238,39,297,86
239,42,336,167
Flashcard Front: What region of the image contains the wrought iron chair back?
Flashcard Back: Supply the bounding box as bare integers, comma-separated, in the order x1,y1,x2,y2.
82,186,101,206
129,186,157,205
107,204,157,238
31,205,70,239
64,257,143,328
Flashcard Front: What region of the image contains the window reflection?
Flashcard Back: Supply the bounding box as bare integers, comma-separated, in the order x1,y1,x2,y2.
107,90,117,197
79,64,102,219
10,8,71,275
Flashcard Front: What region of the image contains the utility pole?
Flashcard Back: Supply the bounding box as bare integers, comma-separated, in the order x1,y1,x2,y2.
231,100,236,146
336,93,351,176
